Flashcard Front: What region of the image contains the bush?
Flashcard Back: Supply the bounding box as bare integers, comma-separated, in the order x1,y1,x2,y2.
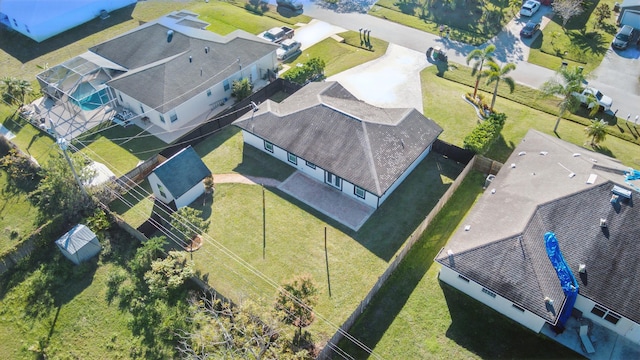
282,58,326,85
463,112,507,155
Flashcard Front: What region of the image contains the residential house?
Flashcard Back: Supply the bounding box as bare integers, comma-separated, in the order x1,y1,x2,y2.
436,130,640,353
234,81,443,208
0,0,136,43
148,146,211,209
617,0,640,29
36,11,279,140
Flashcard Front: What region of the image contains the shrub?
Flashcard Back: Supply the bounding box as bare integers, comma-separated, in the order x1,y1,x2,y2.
463,112,507,155
282,58,326,85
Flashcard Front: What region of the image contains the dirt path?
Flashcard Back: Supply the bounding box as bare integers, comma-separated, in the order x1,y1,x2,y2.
213,173,281,187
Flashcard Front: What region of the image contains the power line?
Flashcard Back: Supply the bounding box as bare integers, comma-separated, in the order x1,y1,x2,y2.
70,143,381,359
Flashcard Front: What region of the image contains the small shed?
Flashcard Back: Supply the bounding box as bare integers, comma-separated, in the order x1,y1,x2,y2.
55,224,101,265
148,146,212,209
618,0,640,29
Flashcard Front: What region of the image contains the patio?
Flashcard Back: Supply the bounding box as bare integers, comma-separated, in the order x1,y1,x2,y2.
541,316,640,359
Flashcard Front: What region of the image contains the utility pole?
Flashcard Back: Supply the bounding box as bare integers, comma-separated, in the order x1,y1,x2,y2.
50,118,87,197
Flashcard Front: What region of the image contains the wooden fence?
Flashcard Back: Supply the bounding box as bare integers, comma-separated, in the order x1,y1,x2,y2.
318,155,478,359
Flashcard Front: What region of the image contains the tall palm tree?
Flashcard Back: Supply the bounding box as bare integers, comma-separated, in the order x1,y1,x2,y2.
540,66,586,133
0,77,33,107
466,44,496,99
585,119,608,147
481,61,516,110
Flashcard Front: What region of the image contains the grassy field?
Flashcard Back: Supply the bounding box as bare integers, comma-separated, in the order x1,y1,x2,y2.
528,0,619,72
422,66,640,166
369,0,512,45
0,170,38,255
337,171,581,359
0,258,165,359
112,126,465,346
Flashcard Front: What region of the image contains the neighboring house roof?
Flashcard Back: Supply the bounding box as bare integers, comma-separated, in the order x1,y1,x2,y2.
437,129,640,325
234,82,443,196
152,146,211,199
90,19,278,113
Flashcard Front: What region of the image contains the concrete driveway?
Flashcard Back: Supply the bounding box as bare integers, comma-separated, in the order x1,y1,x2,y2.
327,43,427,111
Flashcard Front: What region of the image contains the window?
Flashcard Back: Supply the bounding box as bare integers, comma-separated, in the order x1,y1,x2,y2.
223,79,230,91
604,312,621,325
457,275,470,282
305,161,316,169
206,89,212,97
287,152,297,165
512,304,525,312
326,172,342,189
481,288,496,298
354,186,366,199
591,304,621,325
264,141,273,153
157,184,167,198
159,114,165,123
591,304,607,318
170,113,178,123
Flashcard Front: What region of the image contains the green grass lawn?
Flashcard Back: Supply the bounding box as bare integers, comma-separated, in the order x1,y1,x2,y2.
369,0,512,45
0,260,159,359
338,171,581,359
528,0,619,72
282,31,389,78
0,170,38,256
422,66,640,166
113,127,465,346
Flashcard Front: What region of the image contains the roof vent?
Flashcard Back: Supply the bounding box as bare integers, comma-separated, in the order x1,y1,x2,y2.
167,30,174,42
204,46,209,54
600,218,607,228
189,56,192,63
544,297,554,305
578,264,586,273
611,194,619,204
518,151,526,156
539,151,548,156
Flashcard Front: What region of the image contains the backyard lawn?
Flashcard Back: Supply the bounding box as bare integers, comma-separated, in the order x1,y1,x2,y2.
112,126,466,346
0,170,38,256
338,171,581,359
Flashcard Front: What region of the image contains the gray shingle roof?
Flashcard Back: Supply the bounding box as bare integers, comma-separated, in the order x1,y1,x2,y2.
91,23,278,113
234,82,443,196
152,146,211,199
437,129,640,325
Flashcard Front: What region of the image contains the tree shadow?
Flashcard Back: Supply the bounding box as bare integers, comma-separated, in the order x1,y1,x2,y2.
567,31,609,56
0,5,135,63
592,145,613,158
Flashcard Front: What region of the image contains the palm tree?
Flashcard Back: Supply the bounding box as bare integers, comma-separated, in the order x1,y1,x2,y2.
466,44,496,99
540,66,586,133
585,119,608,147
481,61,516,110
0,77,34,107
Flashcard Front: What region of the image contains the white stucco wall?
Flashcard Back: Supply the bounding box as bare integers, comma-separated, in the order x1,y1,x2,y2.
574,295,640,345
241,130,378,208
175,181,205,209
0,0,136,42
378,144,432,205
439,265,547,333
148,172,175,205
113,51,277,132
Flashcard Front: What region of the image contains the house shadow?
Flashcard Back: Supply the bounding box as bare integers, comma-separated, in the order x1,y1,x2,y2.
441,282,583,358
0,4,135,63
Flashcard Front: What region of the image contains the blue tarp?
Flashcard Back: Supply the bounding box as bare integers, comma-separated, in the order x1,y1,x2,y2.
544,232,579,329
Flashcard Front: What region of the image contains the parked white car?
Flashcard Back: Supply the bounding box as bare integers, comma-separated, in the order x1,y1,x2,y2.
276,39,301,60
520,0,541,17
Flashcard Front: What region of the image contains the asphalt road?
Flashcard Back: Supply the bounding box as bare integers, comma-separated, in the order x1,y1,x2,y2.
302,3,640,122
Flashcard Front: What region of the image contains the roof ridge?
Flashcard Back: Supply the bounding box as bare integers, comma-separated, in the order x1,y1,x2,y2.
360,122,382,195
